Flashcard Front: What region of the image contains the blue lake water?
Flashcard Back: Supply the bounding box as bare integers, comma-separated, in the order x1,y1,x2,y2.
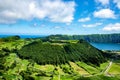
90,43,120,50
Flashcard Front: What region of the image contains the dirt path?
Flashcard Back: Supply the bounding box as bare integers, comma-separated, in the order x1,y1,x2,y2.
104,60,113,74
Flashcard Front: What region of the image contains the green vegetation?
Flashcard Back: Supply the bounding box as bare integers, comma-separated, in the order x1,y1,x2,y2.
76,61,100,74
46,33,120,43
0,36,120,80
0,35,20,42
108,63,120,74
69,62,89,75
18,40,106,66
100,61,109,74
76,75,120,80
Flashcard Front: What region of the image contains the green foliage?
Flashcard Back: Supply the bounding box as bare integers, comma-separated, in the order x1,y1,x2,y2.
20,71,34,80
0,50,9,57
46,33,120,43
60,63,74,74
18,40,106,66
108,63,120,74
2,74,23,80
76,75,120,80
76,61,100,74
0,35,20,42
0,38,120,80
0,50,9,74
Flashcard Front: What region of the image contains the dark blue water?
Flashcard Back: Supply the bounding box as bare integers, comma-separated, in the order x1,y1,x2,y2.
0,35,48,39
90,43,120,50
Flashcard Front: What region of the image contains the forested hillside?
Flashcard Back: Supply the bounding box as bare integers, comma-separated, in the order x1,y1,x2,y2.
45,33,120,43
18,40,106,66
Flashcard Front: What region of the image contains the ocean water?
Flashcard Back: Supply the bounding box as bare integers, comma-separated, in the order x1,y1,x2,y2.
0,35,47,39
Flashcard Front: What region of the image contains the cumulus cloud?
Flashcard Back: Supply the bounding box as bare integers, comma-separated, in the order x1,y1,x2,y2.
0,0,75,24
103,23,120,31
113,0,120,9
82,23,102,28
93,9,116,19
95,0,109,5
78,17,90,22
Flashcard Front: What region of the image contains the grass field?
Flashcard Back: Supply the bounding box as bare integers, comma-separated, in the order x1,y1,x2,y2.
76,61,100,74
34,63,55,72
69,62,89,75
108,63,120,74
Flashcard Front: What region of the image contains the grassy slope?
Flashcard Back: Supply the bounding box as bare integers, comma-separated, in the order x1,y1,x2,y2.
108,63,120,74
76,61,100,74
69,62,89,75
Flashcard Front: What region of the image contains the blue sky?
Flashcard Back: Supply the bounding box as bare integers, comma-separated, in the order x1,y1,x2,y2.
0,0,120,35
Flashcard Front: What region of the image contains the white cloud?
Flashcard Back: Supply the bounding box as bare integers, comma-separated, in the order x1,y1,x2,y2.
54,26,61,29
0,0,75,24
96,0,109,5
103,23,120,31
82,23,102,28
113,0,120,9
78,17,90,22
93,9,116,19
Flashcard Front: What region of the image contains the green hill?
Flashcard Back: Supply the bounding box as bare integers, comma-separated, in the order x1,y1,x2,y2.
18,40,106,66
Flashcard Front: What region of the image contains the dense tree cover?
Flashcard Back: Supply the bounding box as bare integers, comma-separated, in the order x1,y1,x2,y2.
18,40,106,66
0,50,9,75
46,33,120,43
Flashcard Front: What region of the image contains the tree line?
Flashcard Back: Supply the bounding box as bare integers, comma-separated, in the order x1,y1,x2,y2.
45,33,120,43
